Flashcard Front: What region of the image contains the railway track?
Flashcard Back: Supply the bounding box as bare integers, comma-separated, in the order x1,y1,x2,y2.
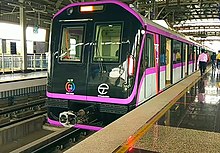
0,98,47,128
11,124,96,153
0,95,98,153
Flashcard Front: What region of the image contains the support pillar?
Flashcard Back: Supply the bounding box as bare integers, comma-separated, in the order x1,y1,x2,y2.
19,0,27,71
1,39,6,73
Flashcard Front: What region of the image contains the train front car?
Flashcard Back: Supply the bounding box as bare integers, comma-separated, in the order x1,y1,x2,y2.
47,1,144,129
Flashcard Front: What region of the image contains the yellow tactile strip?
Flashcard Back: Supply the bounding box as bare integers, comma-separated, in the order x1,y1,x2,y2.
135,125,220,153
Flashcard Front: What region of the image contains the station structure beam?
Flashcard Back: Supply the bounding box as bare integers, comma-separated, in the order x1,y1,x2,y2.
19,0,27,71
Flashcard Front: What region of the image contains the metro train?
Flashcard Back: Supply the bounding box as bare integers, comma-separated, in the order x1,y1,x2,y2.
47,0,213,130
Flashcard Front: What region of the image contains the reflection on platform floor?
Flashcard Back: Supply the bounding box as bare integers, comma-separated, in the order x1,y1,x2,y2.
0,71,47,83
132,69,220,153
169,69,220,132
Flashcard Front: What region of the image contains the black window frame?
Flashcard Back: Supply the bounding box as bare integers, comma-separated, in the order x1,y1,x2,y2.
58,23,86,64
91,22,124,64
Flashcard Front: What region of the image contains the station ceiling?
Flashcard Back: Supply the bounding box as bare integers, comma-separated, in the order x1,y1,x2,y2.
137,0,220,40
0,0,219,41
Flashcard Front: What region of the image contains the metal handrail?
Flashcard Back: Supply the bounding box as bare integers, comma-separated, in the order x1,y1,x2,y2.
0,53,48,73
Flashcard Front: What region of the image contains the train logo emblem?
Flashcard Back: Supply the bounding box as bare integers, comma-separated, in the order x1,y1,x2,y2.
98,83,109,95
65,80,76,93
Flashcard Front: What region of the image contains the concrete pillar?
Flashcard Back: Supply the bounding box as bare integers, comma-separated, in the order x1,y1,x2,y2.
19,0,27,71
1,39,6,73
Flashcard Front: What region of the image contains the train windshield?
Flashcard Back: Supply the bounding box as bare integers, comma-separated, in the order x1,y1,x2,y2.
60,26,84,62
59,23,123,63
93,24,122,63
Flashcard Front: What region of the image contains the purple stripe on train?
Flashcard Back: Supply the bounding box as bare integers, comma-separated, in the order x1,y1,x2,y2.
47,92,131,104
74,124,103,131
145,67,156,75
189,60,194,64
160,65,166,72
47,118,102,131
173,63,182,68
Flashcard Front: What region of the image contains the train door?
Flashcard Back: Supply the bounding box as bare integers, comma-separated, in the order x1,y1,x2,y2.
181,42,184,78
87,22,126,98
143,33,156,100
159,35,166,90
196,47,200,70
183,43,188,77
193,46,197,71
165,38,171,86
154,34,159,93
172,40,182,83
57,24,88,96
188,45,193,74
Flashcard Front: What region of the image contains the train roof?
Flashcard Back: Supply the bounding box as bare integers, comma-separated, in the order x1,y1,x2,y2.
134,9,198,45
53,0,211,49
130,5,215,51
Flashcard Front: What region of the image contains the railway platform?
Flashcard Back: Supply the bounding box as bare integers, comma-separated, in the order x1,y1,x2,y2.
0,71,47,99
0,71,47,83
64,68,220,153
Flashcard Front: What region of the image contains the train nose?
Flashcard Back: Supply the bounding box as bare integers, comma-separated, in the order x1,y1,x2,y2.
59,111,77,127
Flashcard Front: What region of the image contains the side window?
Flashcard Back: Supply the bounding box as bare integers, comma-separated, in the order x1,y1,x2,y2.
172,40,182,64
146,34,155,68
182,43,188,62
194,46,197,61
188,45,193,61
60,26,84,62
160,35,166,66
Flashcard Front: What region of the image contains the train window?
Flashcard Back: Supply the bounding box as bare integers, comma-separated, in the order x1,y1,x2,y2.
146,34,155,67
59,26,84,62
93,24,122,62
182,43,188,62
194,46,197,61
197,47,200,59
189,45,193,61
172,40,182,64
160,36,166,66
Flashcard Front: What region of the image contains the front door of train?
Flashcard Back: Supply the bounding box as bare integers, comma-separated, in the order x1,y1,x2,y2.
60,20,99,97
86,23,125,98
57,23,94,96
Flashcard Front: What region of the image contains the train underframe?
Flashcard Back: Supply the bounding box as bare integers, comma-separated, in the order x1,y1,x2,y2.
47,98,135,128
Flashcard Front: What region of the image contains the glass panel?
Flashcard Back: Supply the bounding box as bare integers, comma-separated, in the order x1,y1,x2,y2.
182,43,187,62
160,36,166,66
189,45,193,61
194,46,197,61
146,35,155,67
60,26,84,62
172,40,182,63
93,24,122,62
